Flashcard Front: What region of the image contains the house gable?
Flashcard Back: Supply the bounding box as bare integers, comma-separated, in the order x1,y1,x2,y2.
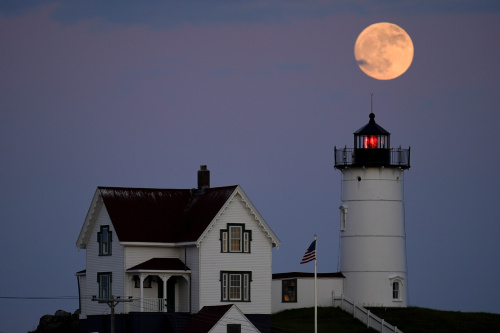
76,189,104,250
196,185,280,249
197,187,280,314
180,304,259,333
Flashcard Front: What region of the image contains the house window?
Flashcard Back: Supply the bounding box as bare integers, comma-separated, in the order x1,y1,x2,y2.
392,281,400,300
227,324,241,333
221,271,251,302
230,226,241,251
282,279,297,303
97,272,112,299
97,225,112,256
220,224,251,253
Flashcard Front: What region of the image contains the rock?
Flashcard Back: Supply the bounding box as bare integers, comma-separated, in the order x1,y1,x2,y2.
30,309,79,333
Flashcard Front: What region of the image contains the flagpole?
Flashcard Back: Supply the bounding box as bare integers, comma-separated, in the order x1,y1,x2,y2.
314,234,317,333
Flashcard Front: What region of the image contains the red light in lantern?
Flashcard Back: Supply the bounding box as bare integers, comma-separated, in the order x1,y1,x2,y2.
364,136,378,148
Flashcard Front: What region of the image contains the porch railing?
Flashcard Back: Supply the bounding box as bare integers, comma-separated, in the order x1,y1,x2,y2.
333,295,403,333
142,298,167,312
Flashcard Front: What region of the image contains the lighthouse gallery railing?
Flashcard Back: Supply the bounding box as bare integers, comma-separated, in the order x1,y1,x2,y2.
334,147,410,169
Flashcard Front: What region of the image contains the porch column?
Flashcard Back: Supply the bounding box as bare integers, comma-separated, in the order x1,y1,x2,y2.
182,275,190,313
140,274,146,312
160,275,171,312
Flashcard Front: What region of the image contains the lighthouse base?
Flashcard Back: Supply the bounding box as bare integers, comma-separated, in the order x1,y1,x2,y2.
343,271,407,308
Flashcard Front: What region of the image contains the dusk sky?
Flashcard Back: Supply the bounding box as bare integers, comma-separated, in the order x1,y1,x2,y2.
1,1,500,332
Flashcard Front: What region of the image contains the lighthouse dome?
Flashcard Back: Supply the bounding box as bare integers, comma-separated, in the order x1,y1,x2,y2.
354,113,390,138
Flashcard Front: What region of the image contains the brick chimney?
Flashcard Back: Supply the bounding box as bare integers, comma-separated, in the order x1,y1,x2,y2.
197,165,210,190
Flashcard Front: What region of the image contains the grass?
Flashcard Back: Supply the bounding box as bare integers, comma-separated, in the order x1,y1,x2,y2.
271,307,377,333
368,307,500,333
271,307,500,333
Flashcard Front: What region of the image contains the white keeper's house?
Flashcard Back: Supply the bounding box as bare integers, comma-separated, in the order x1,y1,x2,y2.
76,165,280,332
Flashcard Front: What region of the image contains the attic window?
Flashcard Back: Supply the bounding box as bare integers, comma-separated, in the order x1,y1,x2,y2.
97,225,112,256
227,324,241,333
221,224,251,253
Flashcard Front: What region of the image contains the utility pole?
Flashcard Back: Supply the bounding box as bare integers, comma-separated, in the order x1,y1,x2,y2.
92,295,133,333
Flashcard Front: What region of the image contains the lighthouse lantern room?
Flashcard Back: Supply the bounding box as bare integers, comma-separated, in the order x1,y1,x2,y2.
334,113,410,307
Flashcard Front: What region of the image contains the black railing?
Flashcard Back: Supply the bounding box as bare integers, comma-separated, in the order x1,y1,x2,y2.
334,147,410,169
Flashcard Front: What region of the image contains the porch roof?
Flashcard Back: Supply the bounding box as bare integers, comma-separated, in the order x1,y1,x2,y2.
126,258,191,272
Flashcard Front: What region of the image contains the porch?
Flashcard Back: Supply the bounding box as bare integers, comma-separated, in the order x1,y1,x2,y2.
126,258,191,313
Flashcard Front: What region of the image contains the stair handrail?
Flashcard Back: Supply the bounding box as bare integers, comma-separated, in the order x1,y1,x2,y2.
333,295,403,333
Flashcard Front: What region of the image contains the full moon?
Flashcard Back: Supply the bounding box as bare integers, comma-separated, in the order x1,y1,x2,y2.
354,22,414,80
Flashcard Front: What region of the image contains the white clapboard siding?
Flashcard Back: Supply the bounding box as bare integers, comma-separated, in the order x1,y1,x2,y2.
84,205,125,315
199,193,273,314
124,246,180,269
78,274,87,316
271,276,345,313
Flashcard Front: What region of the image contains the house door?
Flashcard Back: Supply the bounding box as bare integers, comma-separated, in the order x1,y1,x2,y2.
167,276,176,312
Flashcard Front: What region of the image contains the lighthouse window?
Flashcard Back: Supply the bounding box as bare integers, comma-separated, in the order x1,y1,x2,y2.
339,205,347,231
392,282,400,300
358,135,388,149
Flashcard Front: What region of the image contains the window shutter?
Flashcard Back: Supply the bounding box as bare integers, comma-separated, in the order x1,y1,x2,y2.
109,231,112,255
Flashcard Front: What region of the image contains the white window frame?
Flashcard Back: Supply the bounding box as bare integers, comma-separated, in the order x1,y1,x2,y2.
221,271,251,302
98,225,112,256
222,232,228,253
243,232,249,253
229,226,242,252
222,273,228,300
221,224,251,253
389,276,404,302
98,272,112,299
392,281,400,300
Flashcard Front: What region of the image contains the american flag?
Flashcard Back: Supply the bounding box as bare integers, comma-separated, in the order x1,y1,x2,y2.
300,239,316,264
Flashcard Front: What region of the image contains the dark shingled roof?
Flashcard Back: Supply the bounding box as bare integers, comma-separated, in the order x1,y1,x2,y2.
127,258,190,271
180,304,234,333
99,185,237,243
272,272,345,279
354,113,390,135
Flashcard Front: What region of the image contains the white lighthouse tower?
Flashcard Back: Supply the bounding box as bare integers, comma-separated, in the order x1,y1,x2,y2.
334,113,410,307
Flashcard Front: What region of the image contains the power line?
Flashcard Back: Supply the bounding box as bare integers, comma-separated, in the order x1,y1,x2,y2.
0,296,78,300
